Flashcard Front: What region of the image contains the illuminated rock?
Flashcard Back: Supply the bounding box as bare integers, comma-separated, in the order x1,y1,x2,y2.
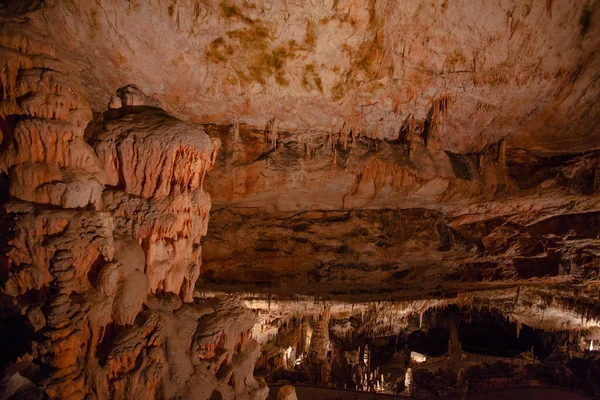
277,386,298,400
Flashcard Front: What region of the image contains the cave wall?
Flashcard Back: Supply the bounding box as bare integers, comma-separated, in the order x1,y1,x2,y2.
1,1,599,398
201,123,600,298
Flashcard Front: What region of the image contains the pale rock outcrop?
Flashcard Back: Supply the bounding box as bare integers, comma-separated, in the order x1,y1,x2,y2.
98,296,267,400
96,235,149,326
185,297,268,400
307,312,332,384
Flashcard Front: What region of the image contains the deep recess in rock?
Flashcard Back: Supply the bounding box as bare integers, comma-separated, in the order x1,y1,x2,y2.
0,1,600,400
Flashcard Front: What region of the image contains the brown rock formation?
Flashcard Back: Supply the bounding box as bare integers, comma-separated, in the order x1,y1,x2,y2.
0,20,264,400
1,1,600,399
201,123,600,298
92,94,219,302
0,29,105,209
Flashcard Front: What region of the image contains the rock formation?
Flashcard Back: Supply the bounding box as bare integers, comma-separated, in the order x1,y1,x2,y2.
92,89,219,302
201,124,600,299
1,0,600,399
276,386,298,400
7,0,599,155
0,18,265,400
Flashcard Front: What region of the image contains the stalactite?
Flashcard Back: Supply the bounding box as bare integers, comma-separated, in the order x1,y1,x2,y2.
431,98,440,142
546,0,554,17
343,128,348,150
233,121,240,138
407,115,416,160
440,94,450,117
478,153,485,177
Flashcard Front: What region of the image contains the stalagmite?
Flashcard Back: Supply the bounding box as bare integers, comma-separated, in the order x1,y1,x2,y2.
404,368,413,395
277,386,298,400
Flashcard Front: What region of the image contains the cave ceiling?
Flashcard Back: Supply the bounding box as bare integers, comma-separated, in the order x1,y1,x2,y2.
5,0,600,155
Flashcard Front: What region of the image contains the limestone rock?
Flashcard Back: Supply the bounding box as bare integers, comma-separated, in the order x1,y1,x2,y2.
0,22,264,400
92,99,219,302
2,2,600,399
277,386,298,400
97,235,149,326
0,33,106,209
8,0,599,155
93,107,217,198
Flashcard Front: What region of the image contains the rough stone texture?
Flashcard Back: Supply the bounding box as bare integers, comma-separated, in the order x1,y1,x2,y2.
204,124,600,212
0,20,264,400
3,0,599,156
92,101,219,302
101,296,268,400
306,311,332,384
201,125,600,297
0,28,105,209
203,201,600,295
1,0,600,398
201,124,599,302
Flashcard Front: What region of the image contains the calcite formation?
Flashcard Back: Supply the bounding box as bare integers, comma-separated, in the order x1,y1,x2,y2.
1,0,600,399
306,311,332,384
201,124,600,298
92,91,220,302
10,0,600,156
240,286,600,393
0,19,264,400
0,32,105,209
